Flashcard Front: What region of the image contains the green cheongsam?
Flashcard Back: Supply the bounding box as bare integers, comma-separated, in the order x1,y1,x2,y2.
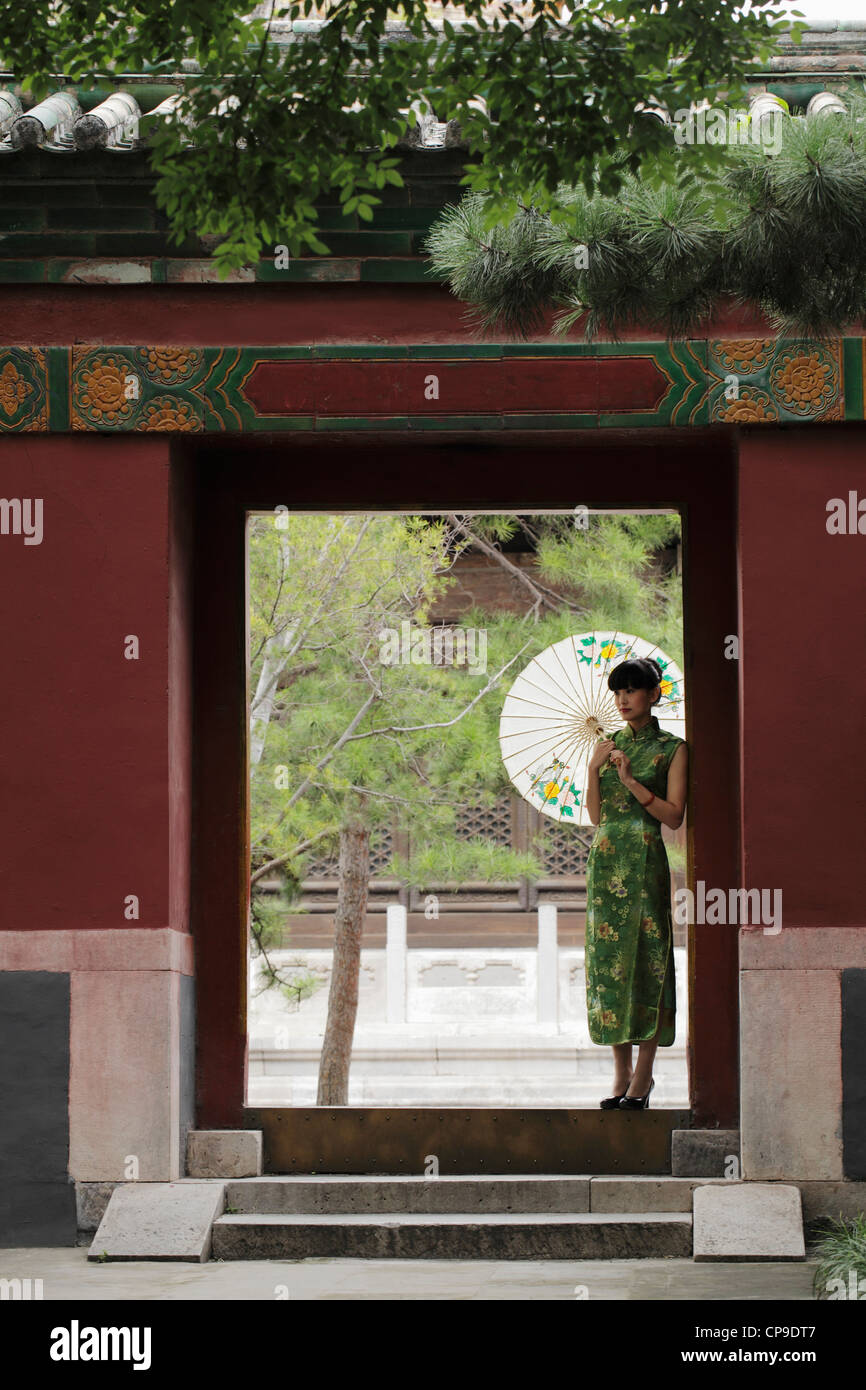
584,714,685,1046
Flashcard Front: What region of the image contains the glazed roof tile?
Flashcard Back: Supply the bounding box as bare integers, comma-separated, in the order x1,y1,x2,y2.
1,17,866,154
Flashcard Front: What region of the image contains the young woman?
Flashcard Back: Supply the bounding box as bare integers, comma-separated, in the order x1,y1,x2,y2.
584,656,688,1109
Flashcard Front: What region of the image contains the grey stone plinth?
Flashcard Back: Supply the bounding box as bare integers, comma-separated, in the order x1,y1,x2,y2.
693,1183,805,1261
740,967,842,1180
186,1130,262,1179
795,1180,866,1233
672,1129,740,1177
88,1182,225,1262
76,1181,120,1232
0,1181,78,1248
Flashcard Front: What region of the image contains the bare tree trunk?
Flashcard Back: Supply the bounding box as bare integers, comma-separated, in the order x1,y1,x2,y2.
316,810,370,1105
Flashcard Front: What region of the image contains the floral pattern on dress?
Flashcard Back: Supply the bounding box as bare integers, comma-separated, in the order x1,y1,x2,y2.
584,714,685,1046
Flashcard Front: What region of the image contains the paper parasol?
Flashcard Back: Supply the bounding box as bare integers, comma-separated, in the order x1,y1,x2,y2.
498,630,685,825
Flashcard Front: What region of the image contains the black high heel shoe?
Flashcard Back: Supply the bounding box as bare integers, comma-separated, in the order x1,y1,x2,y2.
600,1079,633,1110
618,1078,655,1110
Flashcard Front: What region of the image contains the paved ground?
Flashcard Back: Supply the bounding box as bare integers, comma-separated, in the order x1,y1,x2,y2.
1,1247,820,1300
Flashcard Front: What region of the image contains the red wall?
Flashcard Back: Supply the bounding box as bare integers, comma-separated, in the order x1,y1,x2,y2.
738,426,866,924
0,434,190,933
3,284,858,1131
0,284,794,347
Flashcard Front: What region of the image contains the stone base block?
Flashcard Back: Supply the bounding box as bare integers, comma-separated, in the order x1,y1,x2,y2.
89,1182,225,1262
693,1182,805,1261
795,1181,866,1235
740,966,843,1180
672,1129,740,1177
75,1182,121,1233
186,1130,263,1179
0,1180,78,1248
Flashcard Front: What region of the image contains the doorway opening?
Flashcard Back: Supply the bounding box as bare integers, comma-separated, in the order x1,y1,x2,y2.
189,428,739,1168
245,507,688,1111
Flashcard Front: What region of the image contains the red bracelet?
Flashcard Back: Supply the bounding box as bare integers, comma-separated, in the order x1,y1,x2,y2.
642,792,655,808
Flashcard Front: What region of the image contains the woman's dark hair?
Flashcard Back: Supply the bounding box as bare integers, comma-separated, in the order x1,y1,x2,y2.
607,657,663,706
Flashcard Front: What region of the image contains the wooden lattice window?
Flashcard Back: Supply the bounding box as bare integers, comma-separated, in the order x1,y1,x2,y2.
536,818,592,877
303,823,395,880
296,793,600,910
454,797,513,847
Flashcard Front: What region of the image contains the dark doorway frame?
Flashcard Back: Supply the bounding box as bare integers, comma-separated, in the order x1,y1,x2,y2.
187,426,740,1155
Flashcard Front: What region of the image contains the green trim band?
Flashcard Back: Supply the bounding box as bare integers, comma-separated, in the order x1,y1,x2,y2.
0,337,854,433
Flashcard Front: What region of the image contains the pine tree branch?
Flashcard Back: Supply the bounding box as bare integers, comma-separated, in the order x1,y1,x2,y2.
445,512,567,611
270,686,382,831
339,639,535,741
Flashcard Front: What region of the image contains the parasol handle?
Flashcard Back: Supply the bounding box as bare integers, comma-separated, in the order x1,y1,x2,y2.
593,723,618,764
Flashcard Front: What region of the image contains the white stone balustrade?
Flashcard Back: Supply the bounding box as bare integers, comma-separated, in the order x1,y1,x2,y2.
537,903,559,1024
386,903,407,1024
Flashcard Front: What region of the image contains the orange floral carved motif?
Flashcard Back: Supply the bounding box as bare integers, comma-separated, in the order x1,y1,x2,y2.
0,361,31,417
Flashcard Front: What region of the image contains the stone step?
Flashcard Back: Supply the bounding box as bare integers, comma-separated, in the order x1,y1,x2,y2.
226,1175,591,1215
212,1210,693,1260
224,1174,722,1215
